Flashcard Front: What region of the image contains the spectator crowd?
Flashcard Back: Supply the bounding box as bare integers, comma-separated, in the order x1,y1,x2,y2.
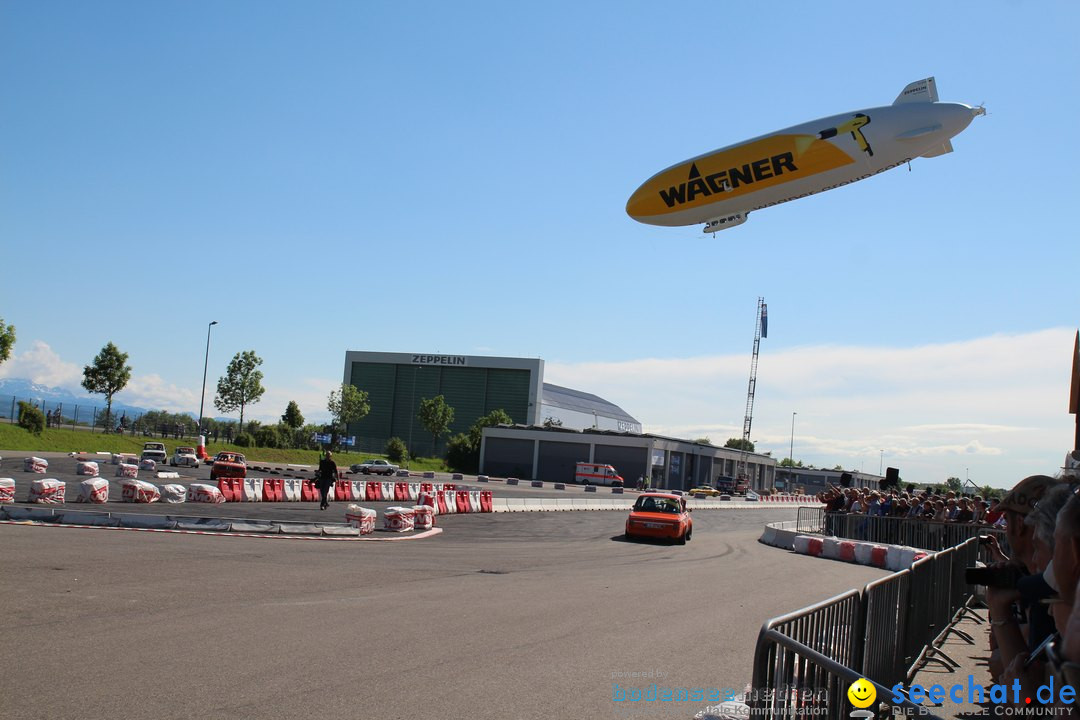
816,485,1004,526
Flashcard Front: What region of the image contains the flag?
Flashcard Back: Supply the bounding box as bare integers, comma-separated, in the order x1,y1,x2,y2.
760,303,768,339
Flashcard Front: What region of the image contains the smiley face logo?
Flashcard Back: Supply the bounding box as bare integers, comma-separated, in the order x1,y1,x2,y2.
847,678,876,709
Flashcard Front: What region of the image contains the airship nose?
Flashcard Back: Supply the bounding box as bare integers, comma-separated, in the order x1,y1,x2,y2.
625,184,650,221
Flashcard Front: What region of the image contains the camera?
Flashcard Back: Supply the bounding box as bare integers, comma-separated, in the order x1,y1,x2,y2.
964,565,1022,588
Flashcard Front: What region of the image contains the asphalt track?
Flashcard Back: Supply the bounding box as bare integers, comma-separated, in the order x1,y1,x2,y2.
0,485,888,720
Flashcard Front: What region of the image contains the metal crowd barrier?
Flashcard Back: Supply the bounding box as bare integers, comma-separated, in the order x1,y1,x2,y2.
752,627,946,719
809,511,1004,552
795,506,825,534
751,536,983,719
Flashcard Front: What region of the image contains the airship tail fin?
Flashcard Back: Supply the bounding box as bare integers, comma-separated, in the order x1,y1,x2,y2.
921,140,954,158
894,77,939,105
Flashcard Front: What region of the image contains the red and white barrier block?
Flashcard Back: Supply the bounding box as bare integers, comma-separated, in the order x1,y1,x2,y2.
31,479,65,504
384,506,415,532
121,479,160,503
76,478,109,504
792,534,928,571
345,505,376,534
161,484,187,504
418,492,436,515
0,478,15,504
139,459,157,472
77,461,100,477
242,478,264,502
24,457,49,474
412,504,434,530
188,483,226,504
283,478,303,501
116,463,139,479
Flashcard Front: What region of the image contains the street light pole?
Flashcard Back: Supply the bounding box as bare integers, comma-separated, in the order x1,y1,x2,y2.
789,412,797,465
879,449,884,476
198,321,218,433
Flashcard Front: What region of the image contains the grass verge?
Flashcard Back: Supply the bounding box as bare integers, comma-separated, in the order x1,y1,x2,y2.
0,423,447,471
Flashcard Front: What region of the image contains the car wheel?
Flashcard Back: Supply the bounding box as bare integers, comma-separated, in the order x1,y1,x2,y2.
677,529,688,545
685,527,692,543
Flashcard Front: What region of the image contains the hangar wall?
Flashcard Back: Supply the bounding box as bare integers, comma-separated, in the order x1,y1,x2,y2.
480,427,777,492
343,352,543,456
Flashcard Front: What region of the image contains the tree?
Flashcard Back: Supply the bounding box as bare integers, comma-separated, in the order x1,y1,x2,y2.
215,350,265,434
17,401,44,435
724,437,755,452
281,400,304,430
944,477,963,493
0,316,14,364
779,458,803,468
446,409,513,474
81,342,132,432
445,433,476,473
418,395,455,455
327,384,370,445
468,409,513,449
694,437,712,445
385,437,408,463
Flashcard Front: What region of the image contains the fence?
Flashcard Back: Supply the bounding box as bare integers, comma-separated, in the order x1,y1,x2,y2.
1,393,156,434
796,508,1004,552
750,536,983,719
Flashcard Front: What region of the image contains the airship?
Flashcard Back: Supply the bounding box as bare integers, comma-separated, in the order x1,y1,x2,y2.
625,77,985,233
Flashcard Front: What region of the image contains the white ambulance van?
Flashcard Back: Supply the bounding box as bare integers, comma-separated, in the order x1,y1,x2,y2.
574,462,624,487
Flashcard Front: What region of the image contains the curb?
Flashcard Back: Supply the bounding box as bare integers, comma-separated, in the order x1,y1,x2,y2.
0,518,444,541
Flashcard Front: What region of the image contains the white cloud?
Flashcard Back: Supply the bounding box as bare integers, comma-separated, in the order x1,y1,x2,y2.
546,328,1077,488
0,340,82,386
116,374,200,414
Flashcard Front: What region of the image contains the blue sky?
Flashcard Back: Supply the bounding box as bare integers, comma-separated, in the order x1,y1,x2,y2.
2,1,1077,488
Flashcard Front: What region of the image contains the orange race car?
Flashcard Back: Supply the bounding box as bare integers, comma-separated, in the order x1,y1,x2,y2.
624,492,692,544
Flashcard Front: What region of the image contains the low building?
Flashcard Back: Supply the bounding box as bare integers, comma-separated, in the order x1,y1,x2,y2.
480,425,777,491
775,467,882,495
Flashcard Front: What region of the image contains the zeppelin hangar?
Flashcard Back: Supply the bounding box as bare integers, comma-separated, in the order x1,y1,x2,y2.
343,351,776,491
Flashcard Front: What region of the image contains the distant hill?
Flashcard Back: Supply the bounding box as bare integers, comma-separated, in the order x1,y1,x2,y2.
0,378,151,414
0,378,235,421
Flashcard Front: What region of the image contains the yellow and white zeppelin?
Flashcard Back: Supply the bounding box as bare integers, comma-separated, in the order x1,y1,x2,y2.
626,77,985,233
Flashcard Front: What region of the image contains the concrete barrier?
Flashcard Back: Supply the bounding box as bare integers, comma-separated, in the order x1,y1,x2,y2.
119,514,177,530
171,517,230,531
59,511,120,527
229,521,281,534
319,524,361,536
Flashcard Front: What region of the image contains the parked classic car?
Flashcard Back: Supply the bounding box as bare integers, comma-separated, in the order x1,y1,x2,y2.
350,459,399,476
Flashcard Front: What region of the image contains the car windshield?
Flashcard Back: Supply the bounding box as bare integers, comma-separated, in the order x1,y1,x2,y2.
635,497,681,513
178,448,194,453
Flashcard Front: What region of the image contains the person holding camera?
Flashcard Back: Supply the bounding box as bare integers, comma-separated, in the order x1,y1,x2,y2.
986,475,1067,685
